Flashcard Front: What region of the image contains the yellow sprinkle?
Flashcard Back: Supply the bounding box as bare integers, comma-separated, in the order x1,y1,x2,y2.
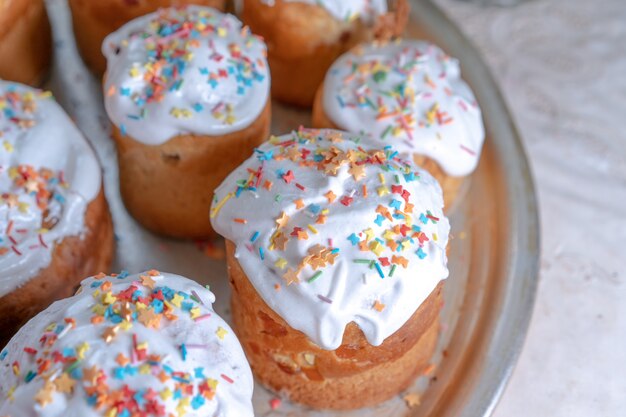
207,378,219,390
217,27,227,37
190,307,201,319
369,241,384,256
76,342,90,359
216,326,228,340
119,321,133,331
160,388,173,401
275,258,287,269
139,364,151,374
210,192,234,218
377,186,389,196
92,304,106,315
3,141,13,152
378,173,385,184
433,233,438,241
102,292,117,305
171,294,183,308
307,225,318,234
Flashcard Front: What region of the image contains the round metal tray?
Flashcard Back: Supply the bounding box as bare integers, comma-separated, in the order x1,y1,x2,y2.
46,0,540,415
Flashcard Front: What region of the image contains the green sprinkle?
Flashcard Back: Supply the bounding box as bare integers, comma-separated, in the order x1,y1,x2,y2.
353,259,371,264
307,271,323,283
389,264,397,277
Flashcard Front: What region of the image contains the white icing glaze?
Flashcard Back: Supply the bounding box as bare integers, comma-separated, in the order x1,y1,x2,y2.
258,0,388,23
103,6,270,145
322,40,485,177
211,128,450,350
0,81,101,298
0,271,254,417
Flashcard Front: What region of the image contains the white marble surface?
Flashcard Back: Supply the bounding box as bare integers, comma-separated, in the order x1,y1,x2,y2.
433,0,626,415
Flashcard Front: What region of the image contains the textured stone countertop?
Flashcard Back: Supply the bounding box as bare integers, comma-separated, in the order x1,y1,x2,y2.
433,0,626,415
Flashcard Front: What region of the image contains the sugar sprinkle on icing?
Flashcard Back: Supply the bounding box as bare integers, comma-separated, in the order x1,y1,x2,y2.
103,6,270,145
0,81,101,297
322,40,485,177
211,128,450,350
0,271,254,417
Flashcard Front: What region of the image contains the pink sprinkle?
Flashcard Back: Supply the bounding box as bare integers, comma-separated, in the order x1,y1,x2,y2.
317,294,333,304
221,374,234,384
38,234,48,249
269,398,281,410
295,183,306,191
460,144,477,156
194,314,212,322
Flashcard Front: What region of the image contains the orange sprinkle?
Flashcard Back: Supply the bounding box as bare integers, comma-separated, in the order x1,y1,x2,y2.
233,218,248,224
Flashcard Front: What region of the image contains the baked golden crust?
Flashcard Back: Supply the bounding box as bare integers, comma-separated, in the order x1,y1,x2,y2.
68,0,226,75
241,0,390,107
0,0,51,85
112,100,271,239
0,188,114,348
312,84,463,209
226,241,443,409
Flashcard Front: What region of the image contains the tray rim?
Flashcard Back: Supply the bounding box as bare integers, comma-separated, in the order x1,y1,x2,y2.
409,1,541,416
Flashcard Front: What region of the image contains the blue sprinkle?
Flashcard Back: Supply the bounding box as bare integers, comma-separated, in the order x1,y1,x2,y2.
194,367,205,379
0,350,7,361
24,371,36,382
113,367,126,380
181,344,187,361
308,204,321,214
259,247,265,260
250,231,260,243
389,199,402,209
150,299,164,314
192,395,206,410
419,213,428,224
374,214,385,226
416,247,427,259
374,262,385,278
347,233,360,245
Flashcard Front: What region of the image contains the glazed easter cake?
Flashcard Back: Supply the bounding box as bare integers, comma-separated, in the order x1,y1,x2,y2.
68,0,227,75
0,270,254,417
103,6,271,239
0,81,113,346
239,0,407,106
313,39,485,207
211,128,450,409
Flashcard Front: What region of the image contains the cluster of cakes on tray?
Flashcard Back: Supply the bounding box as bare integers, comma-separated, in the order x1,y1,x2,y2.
0,0,486,414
